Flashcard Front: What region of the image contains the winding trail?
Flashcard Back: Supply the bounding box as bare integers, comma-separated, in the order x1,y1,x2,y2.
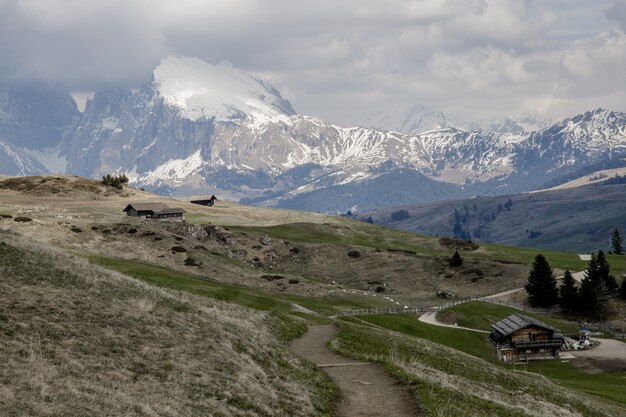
290,325,420,417
418,310,489,333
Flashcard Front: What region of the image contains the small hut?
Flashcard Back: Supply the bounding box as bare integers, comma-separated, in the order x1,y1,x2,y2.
489,314,563,362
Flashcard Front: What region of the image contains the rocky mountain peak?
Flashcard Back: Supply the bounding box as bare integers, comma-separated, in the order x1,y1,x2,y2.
152,56,296,125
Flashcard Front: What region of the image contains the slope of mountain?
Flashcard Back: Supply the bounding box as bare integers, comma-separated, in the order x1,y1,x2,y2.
468,113,551,133
361,103,449,135
0,138,48,176
358,181,626,252
0,83,78,150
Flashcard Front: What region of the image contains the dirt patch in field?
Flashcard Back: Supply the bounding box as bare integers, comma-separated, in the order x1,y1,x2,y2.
573,358,626,374
439,237,479,251
437,310,465,325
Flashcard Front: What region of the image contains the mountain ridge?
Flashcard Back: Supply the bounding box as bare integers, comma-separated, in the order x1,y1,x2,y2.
1,56,625,213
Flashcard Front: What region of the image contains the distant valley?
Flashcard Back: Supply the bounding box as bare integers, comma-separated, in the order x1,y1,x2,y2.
359,177,626,253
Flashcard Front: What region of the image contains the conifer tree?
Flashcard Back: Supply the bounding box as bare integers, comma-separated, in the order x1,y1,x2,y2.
596,250,618,292
611,228,623,255
559,269,578,314
621,277,626,300
524,254,558,307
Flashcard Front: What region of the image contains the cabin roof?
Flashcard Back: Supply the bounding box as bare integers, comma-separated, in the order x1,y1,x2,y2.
189,195,217,202
152,208,186,215
123,202,169,212
491,313,556,337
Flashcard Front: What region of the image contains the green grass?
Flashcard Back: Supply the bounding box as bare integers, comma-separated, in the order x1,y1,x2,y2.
437,301,580,334
346,314,493,359
525,360,626,406
89,255,381,318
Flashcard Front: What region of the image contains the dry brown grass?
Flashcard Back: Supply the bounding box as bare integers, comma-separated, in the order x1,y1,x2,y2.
0,231,331,417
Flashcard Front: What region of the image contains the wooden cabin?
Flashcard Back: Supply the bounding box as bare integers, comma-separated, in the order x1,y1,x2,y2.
123,203,186,221
489,314,563,363
123,203,169,218
190,195,217,206
150,208,186,221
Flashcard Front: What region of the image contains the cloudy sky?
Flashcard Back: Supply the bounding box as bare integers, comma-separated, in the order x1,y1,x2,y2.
1,0,625,127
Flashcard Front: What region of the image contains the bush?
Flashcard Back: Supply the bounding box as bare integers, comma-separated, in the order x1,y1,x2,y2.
101,173,129,189
14,216,32,223
171,246,187,253
449,251,463,267
184,257,201,266
0,214,12,219
288,279,300,285
70,227,82,233
347,250,361,258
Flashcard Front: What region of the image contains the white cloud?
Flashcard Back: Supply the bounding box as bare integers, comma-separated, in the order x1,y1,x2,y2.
0,0,623,125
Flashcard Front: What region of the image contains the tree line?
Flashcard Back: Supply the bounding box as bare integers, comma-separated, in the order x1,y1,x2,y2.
525,249,625,320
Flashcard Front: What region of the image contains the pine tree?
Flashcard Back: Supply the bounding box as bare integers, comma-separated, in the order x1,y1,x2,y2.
621,278,626,300
596,250,618,292
449,251,463,267
579,252,613,319
611,228,623,255
524,254,558,307
559,269,578,314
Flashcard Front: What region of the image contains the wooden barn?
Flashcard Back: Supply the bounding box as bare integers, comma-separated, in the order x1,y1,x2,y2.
190,195,217,206
489,314,563,363
150,207,186,221
123,203,186,221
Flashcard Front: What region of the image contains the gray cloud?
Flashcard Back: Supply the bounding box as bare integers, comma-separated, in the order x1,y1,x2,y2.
0,0,623,126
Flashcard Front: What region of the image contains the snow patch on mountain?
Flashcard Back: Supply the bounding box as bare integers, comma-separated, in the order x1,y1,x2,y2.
469,113,552,133
0,138,48,176
130,149,203,185
362,103,449,135
153,56,295,127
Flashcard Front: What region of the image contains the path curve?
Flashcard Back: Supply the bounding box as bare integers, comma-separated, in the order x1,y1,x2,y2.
417,310,490,333
290,325,420,417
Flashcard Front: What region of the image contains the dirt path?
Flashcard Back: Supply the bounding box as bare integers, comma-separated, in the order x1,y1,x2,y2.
290,325,420,417
417,310,490,333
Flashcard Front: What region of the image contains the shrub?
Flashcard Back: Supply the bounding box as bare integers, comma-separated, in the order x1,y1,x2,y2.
0,214,13,219
347,250,361,258
14,216,32,223
449,251,463,267
101,173,129,189
288,279,300,285
184,257,201,266
70,227,82,233
171,246,187,253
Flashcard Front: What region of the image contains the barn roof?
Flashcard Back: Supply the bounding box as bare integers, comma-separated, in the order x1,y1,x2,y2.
123,202,169,212
490,314,556,337
152,208,186,215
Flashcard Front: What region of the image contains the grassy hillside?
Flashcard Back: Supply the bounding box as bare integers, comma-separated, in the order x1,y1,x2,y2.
0,233,334,417
359,183,626,253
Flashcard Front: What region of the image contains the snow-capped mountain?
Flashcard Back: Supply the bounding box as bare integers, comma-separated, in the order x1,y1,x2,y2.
2,56,626,212
468,113,552,133
0,138,48,176
362,103,449,135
